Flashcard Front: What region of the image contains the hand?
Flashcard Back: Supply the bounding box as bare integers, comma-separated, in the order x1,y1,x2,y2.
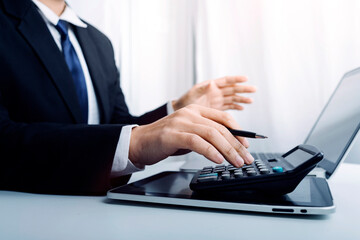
129,104,254,168
173,76,257,111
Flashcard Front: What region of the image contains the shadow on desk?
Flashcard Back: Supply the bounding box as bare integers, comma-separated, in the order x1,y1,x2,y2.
102,198,330,220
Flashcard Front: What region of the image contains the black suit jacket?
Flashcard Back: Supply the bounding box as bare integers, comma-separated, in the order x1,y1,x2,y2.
0,0,167,195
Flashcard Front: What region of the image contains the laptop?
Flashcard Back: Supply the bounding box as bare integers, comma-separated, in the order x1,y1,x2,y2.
180,67,360,176
107,68,360,215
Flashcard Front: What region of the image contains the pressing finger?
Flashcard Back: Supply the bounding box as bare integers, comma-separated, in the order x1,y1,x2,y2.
176,132,225,164
185,117,253,164
191,105,250,147
185,105,250,149
183,123,246,167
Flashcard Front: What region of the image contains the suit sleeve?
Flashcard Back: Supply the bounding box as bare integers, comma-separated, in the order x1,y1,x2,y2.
0,94,129,195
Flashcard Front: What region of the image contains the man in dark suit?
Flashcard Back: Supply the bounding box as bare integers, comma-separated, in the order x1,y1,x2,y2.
0,0,256,195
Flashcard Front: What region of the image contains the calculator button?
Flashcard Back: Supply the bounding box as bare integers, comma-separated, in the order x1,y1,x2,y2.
214,168,225,173
222,174,231,180
234,172,243,178
234,169,243,173
202,169,213,172
215,164,225,168
215,166,225,169
203,166,213,170
197,176,218,182
197,173,218,182
260,169,270,174
200,170,212,175
246,168,255,172
198,173,218,178
227,166,239,171
272,166,284,173
247,170,257,176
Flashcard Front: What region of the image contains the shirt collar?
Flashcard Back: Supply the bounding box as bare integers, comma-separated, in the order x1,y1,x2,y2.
32,0,87,28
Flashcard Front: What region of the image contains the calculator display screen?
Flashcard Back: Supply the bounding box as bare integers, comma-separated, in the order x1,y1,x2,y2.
284,150,314,168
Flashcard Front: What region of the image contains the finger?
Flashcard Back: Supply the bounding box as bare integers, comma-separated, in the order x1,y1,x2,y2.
182,108,251,159
186,117,253,164
189,105,250,148
176,132,225,164
223,95,253,104
184,123,246,166
215,76,248,88
221,85,257,95
222,103,244,111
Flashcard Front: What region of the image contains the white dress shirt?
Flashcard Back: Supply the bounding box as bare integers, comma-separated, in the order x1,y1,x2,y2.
31,0,161,176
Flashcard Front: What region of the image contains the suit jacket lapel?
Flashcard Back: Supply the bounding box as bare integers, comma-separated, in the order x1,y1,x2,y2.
74,27,110,123
16,4,84,123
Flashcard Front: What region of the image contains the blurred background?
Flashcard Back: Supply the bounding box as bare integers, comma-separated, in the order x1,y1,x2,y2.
68,0,360,161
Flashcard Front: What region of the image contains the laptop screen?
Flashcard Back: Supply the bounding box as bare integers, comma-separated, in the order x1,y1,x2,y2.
305,68,360,177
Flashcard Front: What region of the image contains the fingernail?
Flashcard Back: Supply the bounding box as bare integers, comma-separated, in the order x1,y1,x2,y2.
236,155,244,166
216,153,225,164
246,152,254,164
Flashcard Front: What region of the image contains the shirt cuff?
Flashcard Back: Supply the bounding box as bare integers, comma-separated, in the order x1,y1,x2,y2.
166,101,175,115
111,124,145,177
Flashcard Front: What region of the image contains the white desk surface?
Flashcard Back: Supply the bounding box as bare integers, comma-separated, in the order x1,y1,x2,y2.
1,157,359,240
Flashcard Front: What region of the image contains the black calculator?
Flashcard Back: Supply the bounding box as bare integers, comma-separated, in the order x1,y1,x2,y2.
189,144,324,195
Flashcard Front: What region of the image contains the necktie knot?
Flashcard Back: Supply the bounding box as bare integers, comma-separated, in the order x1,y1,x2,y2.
55,20,69,38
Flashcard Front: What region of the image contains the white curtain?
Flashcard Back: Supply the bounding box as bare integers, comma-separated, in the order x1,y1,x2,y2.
69,0,360,156
69,0,195,116
194,0,360,153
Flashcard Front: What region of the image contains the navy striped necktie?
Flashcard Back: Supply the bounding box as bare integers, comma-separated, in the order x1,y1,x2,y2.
55,20,88,123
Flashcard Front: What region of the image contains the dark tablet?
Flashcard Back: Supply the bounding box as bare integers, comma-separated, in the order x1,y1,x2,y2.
107,171,335,215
